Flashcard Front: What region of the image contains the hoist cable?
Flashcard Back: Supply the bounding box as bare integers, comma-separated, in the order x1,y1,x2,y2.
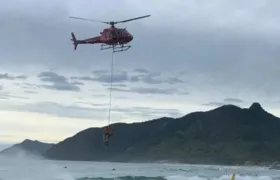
107,52,114,125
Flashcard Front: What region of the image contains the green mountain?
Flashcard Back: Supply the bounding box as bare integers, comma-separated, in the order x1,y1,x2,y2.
1,139,54,157
45,102,280,165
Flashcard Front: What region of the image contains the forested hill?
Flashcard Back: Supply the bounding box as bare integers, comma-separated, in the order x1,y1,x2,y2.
45,102,280,165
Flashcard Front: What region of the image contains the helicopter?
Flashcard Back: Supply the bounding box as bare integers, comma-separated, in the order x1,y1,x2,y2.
69,15,151,53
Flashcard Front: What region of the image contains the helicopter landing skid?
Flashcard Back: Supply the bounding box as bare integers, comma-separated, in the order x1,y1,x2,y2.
101,44,131,53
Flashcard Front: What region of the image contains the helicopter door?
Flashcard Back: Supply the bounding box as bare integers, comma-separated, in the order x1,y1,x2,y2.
111,30,117,40
104,31,111,40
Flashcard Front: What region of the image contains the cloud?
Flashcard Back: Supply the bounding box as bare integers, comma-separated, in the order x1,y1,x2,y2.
23,90,37,94
202,97,244,107
71,71,129,84
0,73,27,80
76,101,108,107
91,94,107,98
113,84,127,88
134,68,149,73
224,98,243,103
0,101,183,120
0,134,15,138
0,89,29,100
37,71,82,92
13,83,40,94
18,102,102,119
1,0,280,118
93,71,128,83
202,102,225,107
117,106,183,118
14,83,40,90
71,81,84,86
111,87,188,95
71,70,184,86
129,72,184,85
5,0,280,144
0,94,28,100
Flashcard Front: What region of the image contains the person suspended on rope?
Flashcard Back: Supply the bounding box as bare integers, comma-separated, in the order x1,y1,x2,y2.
104,125,113,146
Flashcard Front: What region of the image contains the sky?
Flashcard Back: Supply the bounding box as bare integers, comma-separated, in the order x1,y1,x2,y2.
1,0,280,149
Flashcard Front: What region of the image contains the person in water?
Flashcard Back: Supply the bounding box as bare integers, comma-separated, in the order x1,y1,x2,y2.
104,126,113,146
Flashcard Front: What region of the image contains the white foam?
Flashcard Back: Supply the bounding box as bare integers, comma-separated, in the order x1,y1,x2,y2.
165,174,274,180
0,157,279,180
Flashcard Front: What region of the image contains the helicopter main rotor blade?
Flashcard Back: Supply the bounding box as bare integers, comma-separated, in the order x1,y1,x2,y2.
69,16,109,24
115,15,151,24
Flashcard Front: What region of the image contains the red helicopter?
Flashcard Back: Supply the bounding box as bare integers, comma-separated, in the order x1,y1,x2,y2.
69,15,151,53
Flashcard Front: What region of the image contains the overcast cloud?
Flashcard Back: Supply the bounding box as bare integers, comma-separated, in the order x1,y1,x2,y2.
1,0,280,144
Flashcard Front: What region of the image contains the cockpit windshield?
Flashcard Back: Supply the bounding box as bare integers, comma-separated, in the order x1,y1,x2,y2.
121,29,128,34
117,29,129,35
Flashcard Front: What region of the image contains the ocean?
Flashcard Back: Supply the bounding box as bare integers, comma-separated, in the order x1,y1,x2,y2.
0,156,280,180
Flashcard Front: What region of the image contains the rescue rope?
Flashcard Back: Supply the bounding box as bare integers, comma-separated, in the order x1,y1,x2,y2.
107,52,115,125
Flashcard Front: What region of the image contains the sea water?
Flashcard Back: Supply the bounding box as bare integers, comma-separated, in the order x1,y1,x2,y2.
1,156,280,180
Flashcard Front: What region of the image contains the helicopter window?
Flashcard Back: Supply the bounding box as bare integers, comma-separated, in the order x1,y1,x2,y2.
106,31,112,38
122,29,128,33
111,30,116,35
116,29,123,35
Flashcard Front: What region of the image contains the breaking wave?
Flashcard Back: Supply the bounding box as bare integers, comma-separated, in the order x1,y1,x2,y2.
77,175,275,180
0,155,279,180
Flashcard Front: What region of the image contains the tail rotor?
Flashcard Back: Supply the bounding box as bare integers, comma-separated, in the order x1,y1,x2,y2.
71,32,78,50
